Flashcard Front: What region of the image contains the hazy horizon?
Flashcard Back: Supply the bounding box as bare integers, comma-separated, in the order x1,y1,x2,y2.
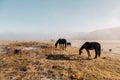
0,27,119,41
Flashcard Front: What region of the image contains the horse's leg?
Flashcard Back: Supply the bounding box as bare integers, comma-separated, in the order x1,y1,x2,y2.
62,45,64,49
97,50,100,57
65,43,67,48
98,50,101,57
94,49,98,59
60,44,62,49
86,50,91,57
61,44,65,50
64,43,66,50
61,44,64,50
99,52,101,57
98,47,101,57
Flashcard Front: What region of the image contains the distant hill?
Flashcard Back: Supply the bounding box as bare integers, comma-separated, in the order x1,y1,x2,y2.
0,27,120,40
74,27,120,40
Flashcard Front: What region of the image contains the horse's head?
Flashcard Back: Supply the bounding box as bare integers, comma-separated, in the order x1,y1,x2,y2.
79,49,82,55
79,44,84,55
55,43,57,48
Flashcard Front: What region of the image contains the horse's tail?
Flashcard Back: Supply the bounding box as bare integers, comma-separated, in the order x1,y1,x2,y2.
98,44,101,57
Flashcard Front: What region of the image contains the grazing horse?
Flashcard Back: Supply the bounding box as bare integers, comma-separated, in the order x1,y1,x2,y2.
67,42,71,46
55,38,67,49
79,42,101,59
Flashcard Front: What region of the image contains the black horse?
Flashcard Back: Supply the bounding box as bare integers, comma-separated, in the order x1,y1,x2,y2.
55,38,67,49
67,42,71,46
79,42,101,59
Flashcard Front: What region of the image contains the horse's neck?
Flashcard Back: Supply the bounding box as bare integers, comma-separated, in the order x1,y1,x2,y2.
55,41,59,46
80,44,85,51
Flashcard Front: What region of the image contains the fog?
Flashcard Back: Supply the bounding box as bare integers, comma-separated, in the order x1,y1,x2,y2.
0,27,120,41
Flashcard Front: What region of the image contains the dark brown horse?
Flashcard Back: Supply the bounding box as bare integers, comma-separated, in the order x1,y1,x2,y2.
79,42,101,59
55,38,67,49
67,42,71,46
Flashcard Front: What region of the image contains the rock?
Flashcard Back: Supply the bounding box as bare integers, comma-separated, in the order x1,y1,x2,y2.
19,66,27,72
70,73,83,80
14,49,21,54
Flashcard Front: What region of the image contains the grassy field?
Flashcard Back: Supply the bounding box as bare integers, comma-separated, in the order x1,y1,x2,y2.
0,41,120,80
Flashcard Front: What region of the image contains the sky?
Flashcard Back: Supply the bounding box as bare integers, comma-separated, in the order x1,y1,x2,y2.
0,0,120,34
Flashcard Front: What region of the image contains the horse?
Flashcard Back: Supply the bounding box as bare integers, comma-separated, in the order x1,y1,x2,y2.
55,38,67,49
79,42,101,59
67,42,71,46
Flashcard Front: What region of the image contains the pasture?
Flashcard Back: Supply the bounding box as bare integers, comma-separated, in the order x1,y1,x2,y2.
0,40,120,80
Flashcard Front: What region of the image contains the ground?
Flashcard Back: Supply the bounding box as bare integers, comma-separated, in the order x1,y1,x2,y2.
0,41,120,80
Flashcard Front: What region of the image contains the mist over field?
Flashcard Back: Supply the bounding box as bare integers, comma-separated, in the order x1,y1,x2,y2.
0,27,120,41
1,27,120,55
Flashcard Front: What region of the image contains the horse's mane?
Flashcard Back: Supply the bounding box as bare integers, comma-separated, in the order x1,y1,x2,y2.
80,42,89,50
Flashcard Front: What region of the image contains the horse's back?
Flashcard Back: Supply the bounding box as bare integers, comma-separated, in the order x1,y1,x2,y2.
62,38,67,42
88,42,100,46
84,42,101,49
60,38,67,44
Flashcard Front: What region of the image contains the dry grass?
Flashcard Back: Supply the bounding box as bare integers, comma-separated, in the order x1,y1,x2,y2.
0,41,120,80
